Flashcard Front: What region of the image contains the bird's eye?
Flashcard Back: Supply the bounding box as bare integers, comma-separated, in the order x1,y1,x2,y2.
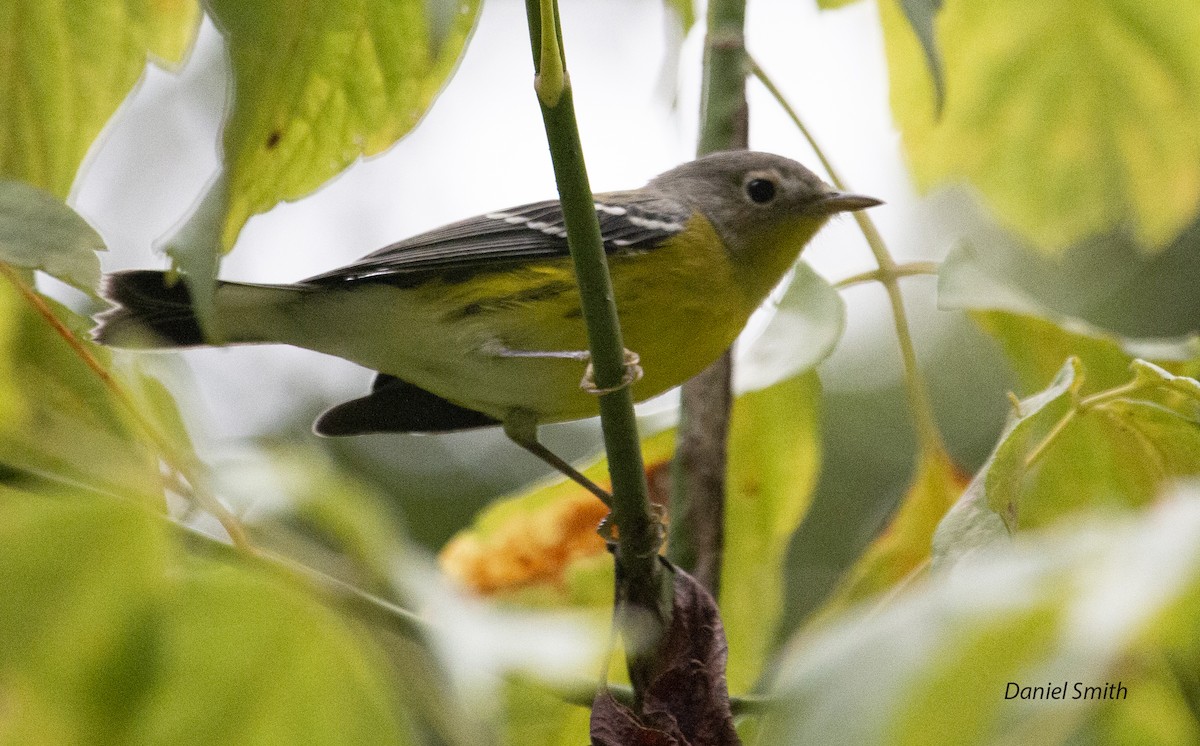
745,178,777,204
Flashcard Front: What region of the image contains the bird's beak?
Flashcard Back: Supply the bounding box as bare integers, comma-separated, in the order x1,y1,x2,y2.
811,191,884,214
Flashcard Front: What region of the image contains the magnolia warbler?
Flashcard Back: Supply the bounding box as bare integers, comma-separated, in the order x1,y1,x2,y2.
94,151,880,500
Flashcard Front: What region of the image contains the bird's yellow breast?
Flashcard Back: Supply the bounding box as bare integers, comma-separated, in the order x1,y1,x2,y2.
296,216,763,423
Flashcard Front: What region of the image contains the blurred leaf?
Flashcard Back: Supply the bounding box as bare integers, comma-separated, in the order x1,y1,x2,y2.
761,491,1200,745
830,447,967,607
0,282,164,506
816,0,861,8
772,379,918,651
185,0,483,254
436,439,649,743
228,443,412,594
131,562,414,745
722,372,821,692
0,490,167,743
881,0,1200,250
937,210,1200,338
0,488,422,744
0,0,201,196
0,181,104,294
940,241,1200,393
734,263,845,393
438,479,612,604
198,445,490,745
162,170,226,335
501,676,592,746
892,0,946,112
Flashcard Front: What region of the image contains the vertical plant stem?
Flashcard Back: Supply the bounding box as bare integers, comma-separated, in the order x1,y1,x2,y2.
749,59,947,459
523,0,669,701
667,0,749,598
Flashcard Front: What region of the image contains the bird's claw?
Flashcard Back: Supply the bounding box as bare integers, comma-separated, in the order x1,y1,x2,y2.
580,349,643,395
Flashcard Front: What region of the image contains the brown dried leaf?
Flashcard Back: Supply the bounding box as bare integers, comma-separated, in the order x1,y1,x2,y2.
590,564,741,746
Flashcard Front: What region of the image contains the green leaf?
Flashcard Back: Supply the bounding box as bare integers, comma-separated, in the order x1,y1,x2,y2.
932,359,1078,567
502,676,593,746
0,180,104,294
935,350,1200,569
722,372,822,693
188,0,483,253
735,262,845,393
816,0,861,8
0,490,167,743
880,0,1200,251
1131,359,1200,403
762,491,1200,744
772,390,918,648
0,283,165,506
0,0,201,196
939,236,1200,550
0,488,420,744
131,562,414,745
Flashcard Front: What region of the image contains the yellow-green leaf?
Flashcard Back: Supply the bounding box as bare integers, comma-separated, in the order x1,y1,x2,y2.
663,0,696,32
0,282,164,506
0,0,201,196
131,563,413,745
932,358,1079,567
829,447,966,608
0,490,167,743
0,489,419,745
881,0,1200,251
198,0,483,252
722,372,822,692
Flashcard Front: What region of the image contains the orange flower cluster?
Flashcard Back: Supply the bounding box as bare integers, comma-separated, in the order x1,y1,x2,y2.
439,495,610,595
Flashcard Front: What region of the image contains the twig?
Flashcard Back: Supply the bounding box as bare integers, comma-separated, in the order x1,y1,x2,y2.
667,0,748,598
748,59,948,459
834,261,940,290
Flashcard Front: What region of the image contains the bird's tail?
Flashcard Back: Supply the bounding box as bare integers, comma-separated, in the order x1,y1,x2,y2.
93,270,300,349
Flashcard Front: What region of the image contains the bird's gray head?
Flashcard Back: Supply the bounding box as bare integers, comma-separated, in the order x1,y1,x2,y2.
648,151,880,247
647,151,881,298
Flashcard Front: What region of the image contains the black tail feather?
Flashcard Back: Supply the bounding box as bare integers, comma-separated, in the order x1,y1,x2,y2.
93,270,204,348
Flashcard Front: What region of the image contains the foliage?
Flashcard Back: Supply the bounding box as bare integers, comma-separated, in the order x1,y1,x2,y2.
3,0,1200,743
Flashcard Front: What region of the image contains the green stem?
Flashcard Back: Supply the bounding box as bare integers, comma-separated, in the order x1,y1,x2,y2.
668,0,748,597
1023,377,1157,469
523,0,668,702
834,261,940,290
748,59,947,460
696,0,748,155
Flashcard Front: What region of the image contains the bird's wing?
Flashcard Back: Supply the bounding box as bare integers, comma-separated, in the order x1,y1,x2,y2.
301,191,693,287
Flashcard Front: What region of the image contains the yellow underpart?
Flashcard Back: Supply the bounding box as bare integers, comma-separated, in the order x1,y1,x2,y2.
242,214,771,423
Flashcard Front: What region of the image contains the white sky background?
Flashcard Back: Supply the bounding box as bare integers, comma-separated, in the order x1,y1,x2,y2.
73,0,949,444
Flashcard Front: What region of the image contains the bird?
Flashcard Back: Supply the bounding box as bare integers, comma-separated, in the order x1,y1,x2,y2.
94,150,881,501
